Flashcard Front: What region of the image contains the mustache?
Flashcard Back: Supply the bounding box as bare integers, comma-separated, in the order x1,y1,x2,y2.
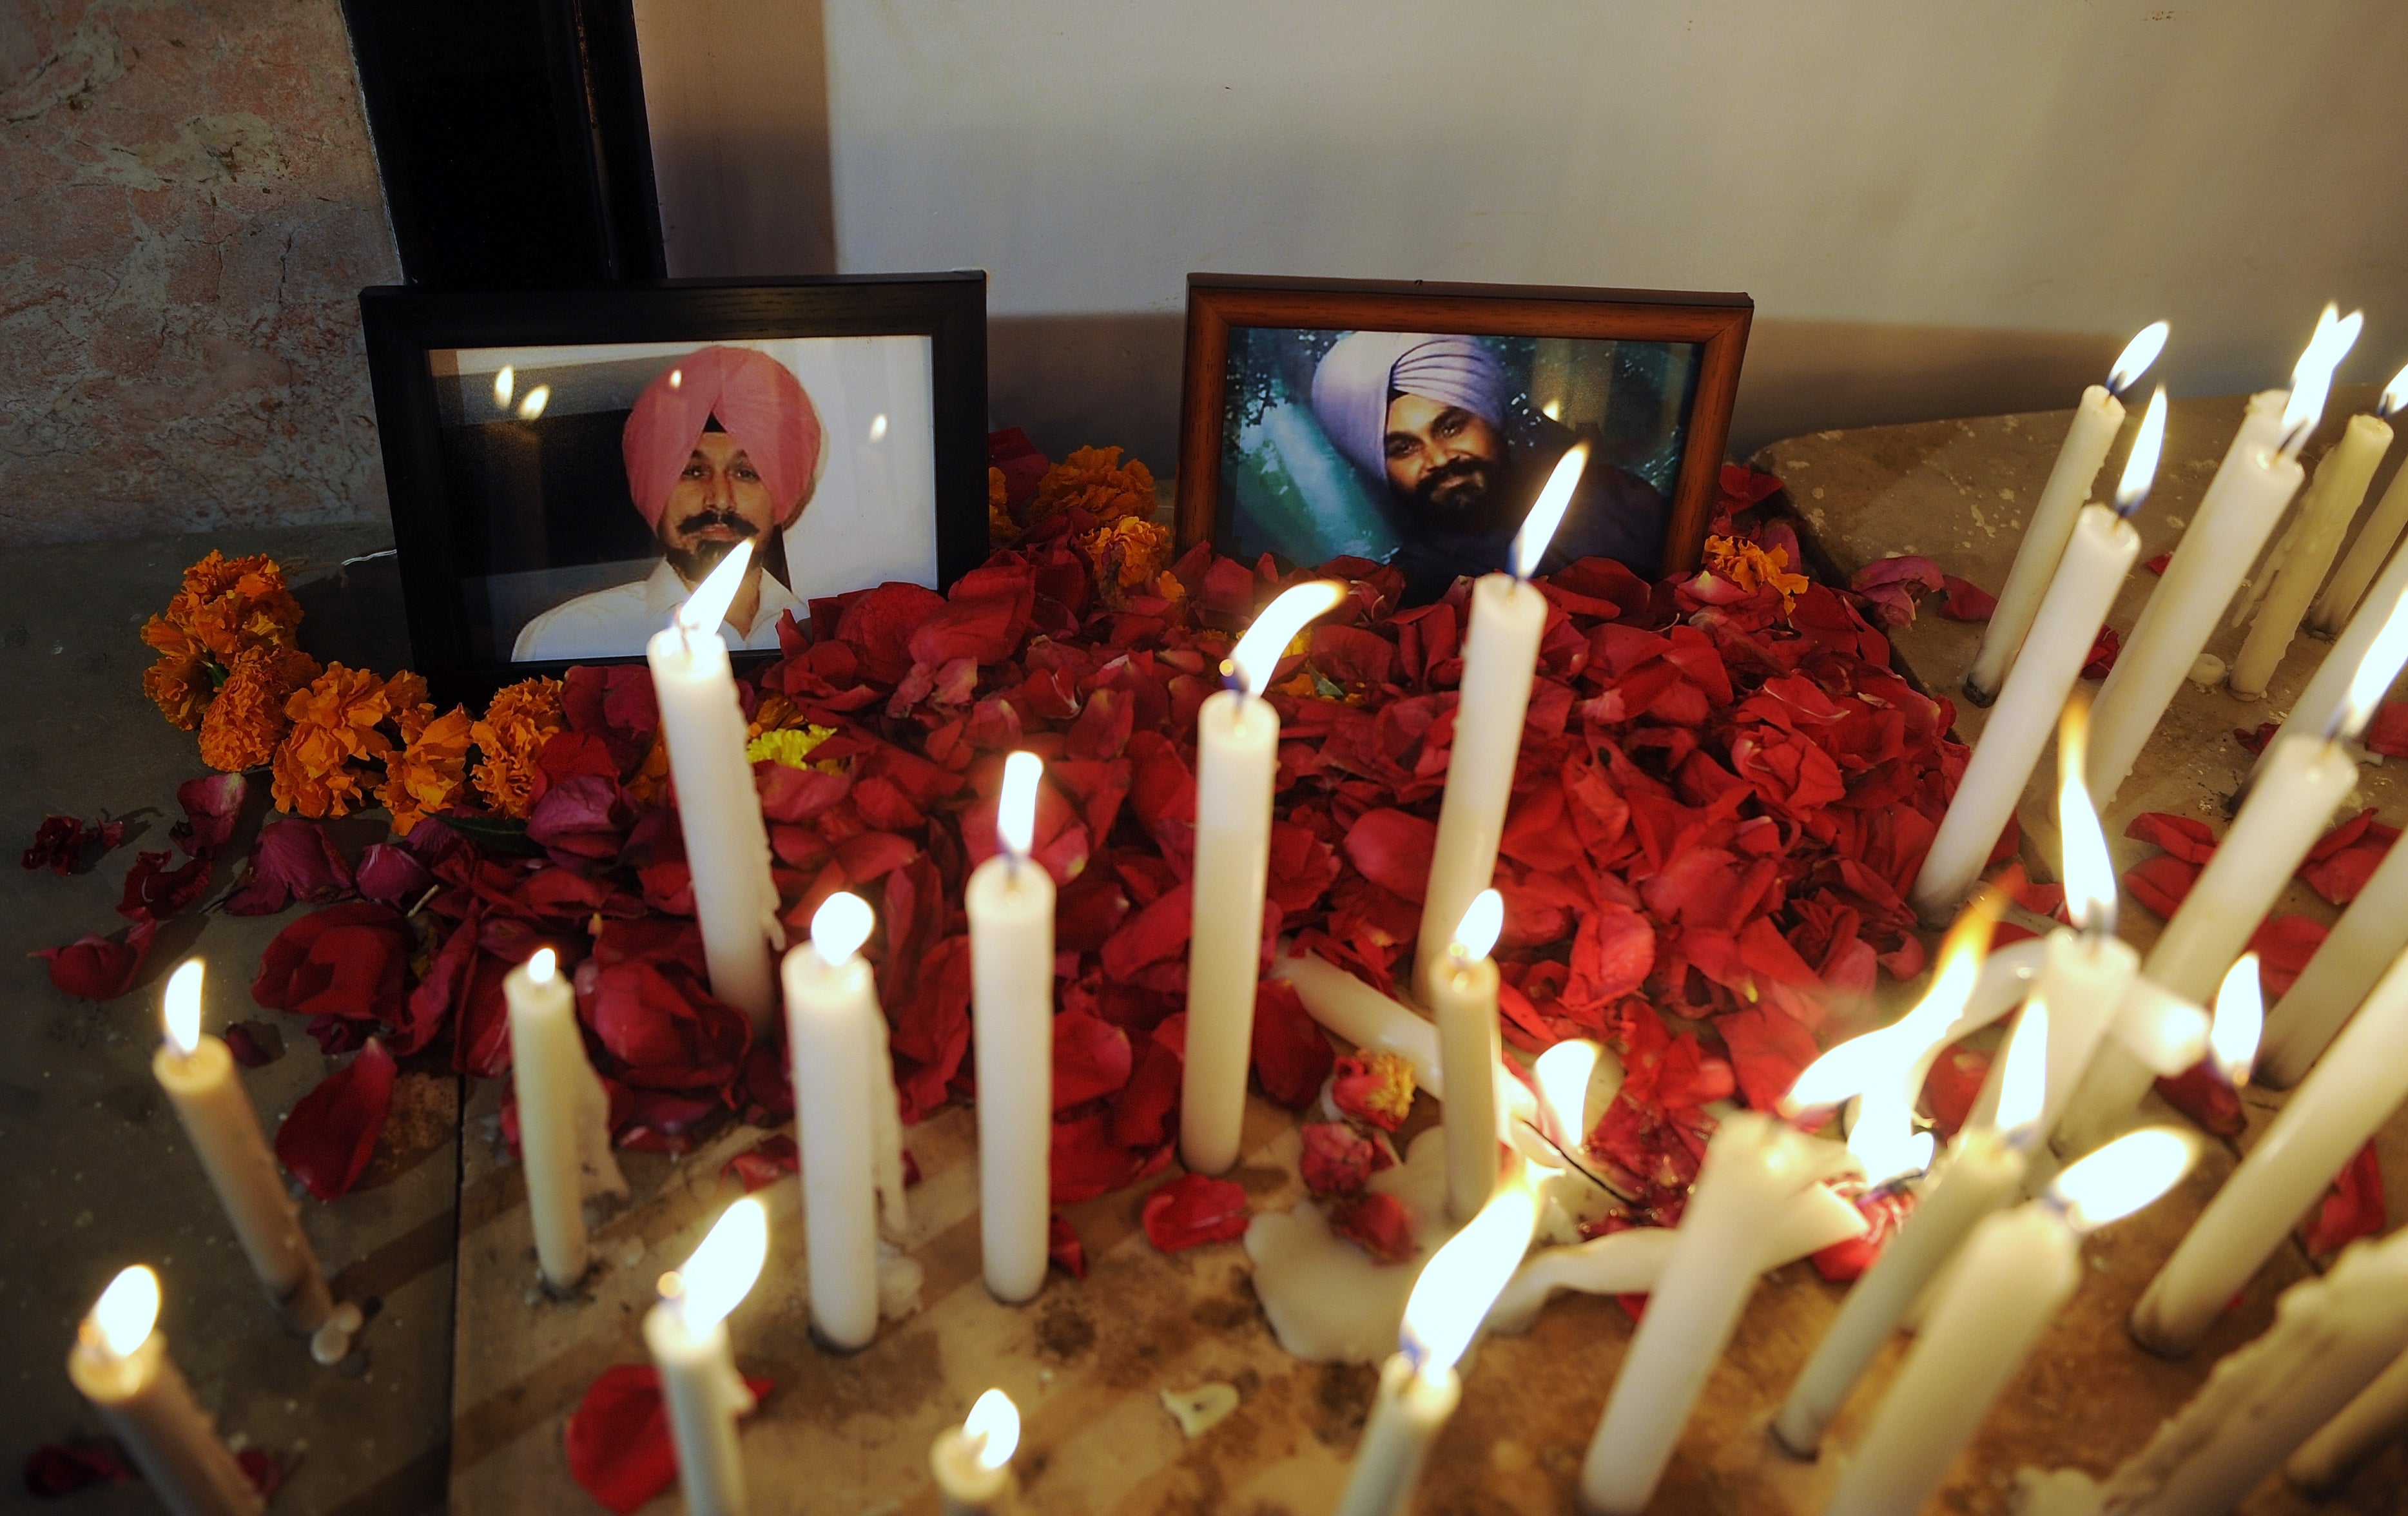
1415,457,1494,499
674,509,761,538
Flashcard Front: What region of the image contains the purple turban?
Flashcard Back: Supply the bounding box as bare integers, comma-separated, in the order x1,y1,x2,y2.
1309,332,1510,485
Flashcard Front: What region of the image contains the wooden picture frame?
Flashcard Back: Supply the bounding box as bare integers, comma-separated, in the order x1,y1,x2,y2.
1176,274,1751,588
359,273,988,705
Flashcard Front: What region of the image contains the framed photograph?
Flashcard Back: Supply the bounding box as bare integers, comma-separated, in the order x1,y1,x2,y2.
1176,275,1750,601
360,273,987,703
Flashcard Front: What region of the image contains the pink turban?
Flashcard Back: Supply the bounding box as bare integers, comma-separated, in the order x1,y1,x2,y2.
621,346,824,530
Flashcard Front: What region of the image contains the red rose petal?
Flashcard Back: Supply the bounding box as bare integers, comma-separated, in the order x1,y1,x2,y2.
1249,978,1334,1109
1341,808,1437,904
171,773,248,859
1921,1042,1991,1139
118,849,213,920
1053,1009,1134,1111
2122,854,2202,920
1812,1187,1913,1282
2366,701,2408,758
1141,1173,1250,1252
1329,1191,1418,1263
2145,552,2172,576
565,1364,775,1516
2248,913,2329,998
275,1040,397,1202
223,819,356,916
2125,811,2219,864
37,913,156,1000
2081,626,2121,680
22,1442,133,1495
2234,721,2280,755
1937,576,1997,621
2153,1059,2244,1136
724,1134,800,1193
2302,1140,2385,1256
1049,1213,1088,1278
1300,1121,1377,1197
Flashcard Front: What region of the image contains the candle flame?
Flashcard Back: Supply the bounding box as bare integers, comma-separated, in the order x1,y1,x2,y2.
2209,953,2263,1088
1399,1177,1539,1375
663,1196,766,1332
811,891,874,967
88,1265,160,1358
964,1388,1020,1470
1533,1038,1600,1147
2340,587,2408,738
2106,322,2170,395
1449,888,1504,963
997,751,1041,861
2384,362,2408,419
517,384,550,422
1994,996,2049,1136
2056,698,2116,935
2113,387,2169,518
674,538,753,637
162,958,203,1058
1511,443,1589,581
2051,1127,2195,1232
1227,581,1345,698
527,947,557,986
493,365,515,409
2280,305,2364,454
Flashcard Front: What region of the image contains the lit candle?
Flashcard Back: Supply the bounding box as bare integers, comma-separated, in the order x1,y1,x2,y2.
2053,975,2214,1158
1912,390,2160,921
1432,889,1505,1223
1271,944,1541,1133
66,1266,263,1516
784,892,902,1350
151,960,333,1334
1821,1130,2196,1516
1772,994,2050,1459
2309,363,2408,635
507,948,626,1295
2101,1228,2408,1516
1965,323,2166,705
1335,1174,1538,1516
2086,315,2353,805
642,1197,768,1516
1578,1112,1823,1515
648,540,781,1028
967,752,1053,1303
930,1388,1020,1515
2287,1341,2408,1497
2026,703,2142,1147
2131,946,2408,1357
2144,588,2408,1006
1184,581,1345,1174
2259,827,2408,1087
2231,324,2382,701
1415,446,1586,1000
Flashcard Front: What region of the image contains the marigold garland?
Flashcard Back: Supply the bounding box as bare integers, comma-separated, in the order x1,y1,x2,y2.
199,647,321,773
380,707,474,834
269,663,399,818
469,677,567,820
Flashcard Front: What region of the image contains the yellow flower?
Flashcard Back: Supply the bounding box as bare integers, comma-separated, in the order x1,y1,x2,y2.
1704,534,1809,610
1076,516,1176,610
469,677,567,820
746,724,842,770
199,647,320,772
1029,445,1156,527
380,706,474,835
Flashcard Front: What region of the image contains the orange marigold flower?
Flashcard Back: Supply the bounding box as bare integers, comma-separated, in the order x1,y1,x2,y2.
380,706,474,835
623,734,670,809
1029,445,1156,527
269,663,396,817
1076,516,1175,610
142,646,215,730
1704,534,1810,610
199,648,320,772
384,670,436,743
470,677,567,820
988,465,1018,547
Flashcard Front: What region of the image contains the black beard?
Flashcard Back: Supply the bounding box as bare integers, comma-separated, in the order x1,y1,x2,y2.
663,512,760,581
1406,457,1503,532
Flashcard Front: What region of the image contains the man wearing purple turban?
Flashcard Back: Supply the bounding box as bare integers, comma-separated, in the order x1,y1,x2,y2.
1308,331,1665,601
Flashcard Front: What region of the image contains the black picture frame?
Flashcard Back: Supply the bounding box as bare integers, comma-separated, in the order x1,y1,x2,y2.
359,273,989,705
1176,274,1751,584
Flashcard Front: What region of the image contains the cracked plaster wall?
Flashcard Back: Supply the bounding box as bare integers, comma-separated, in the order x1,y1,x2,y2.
0,0,400,546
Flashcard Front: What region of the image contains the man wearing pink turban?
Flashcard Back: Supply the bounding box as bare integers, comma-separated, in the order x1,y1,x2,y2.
1308,331,1665,603
514,345,825,660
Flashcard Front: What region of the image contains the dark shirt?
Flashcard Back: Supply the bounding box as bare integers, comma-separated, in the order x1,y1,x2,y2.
1388,452,1667,605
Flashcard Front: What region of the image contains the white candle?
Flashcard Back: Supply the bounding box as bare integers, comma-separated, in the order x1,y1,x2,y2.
1912,391,2155,922
1415,446,1586,1000
2133,944,2408,1356
967,752,1053,1303
642,1198,767,1516
1183,581,1344,1175
1335,1174,1538,1516
2026,712,2144,1145
1431,889,1505,1223
1823,1130,2195,1516
2266,554,2408,767
931,1388,1020,1515
2103,1228,2408,1516
2231,410,2392,700
2260,830,2408,1087
151,960,332,1334
507,948,626,1295
2310,365,2408,634
2053,975,2213,1158
66,1267,264,1516
2287,1341,2408,1497
647,541,781,1028
1578,1113,1820,1514
1772,996,2050,1459
784,893,895,1350
1966,324,2165,704
2087,335,2347,805
1272,944,1546,1135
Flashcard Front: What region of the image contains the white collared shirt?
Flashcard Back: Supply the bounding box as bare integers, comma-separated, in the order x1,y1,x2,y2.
510,559,805,662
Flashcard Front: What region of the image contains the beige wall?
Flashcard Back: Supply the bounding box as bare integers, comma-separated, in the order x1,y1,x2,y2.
0,0,399,545
645,1,2408,475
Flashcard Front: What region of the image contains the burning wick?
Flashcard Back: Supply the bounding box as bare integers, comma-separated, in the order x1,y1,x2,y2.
2056,697,2117,940
2279,304,2364,462
2328,586,2408,741
672,538,753,648
161,958,204,1060
1225,581,1346,701
1511,443,1589,583
996,751,1040,877
2106,322,2170,398
2113,386,2170,520
2208,953,2264,1089
811,891,874,971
